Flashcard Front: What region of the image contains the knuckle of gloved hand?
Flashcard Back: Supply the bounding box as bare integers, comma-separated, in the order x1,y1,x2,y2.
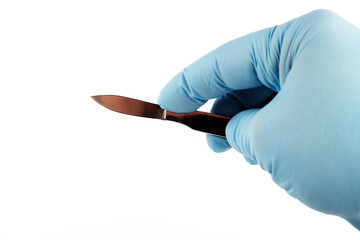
305,9,344,32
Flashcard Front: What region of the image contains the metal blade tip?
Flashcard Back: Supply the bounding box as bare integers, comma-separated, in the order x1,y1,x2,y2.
91,95,101,102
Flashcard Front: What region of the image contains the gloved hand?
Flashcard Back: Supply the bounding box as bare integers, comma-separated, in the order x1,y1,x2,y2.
157,9,360,229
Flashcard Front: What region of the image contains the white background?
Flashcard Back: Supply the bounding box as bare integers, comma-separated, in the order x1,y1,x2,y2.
1,0,359,239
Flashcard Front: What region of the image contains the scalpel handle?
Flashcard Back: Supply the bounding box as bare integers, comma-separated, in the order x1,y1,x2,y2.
164,110,231,138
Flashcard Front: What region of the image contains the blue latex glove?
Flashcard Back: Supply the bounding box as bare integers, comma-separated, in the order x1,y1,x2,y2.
158,9,360,229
